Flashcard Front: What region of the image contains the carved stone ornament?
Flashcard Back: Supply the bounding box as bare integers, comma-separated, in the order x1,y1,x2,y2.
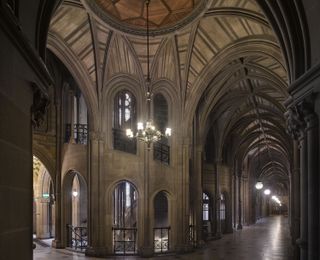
286,106,306,139
31,85,50,128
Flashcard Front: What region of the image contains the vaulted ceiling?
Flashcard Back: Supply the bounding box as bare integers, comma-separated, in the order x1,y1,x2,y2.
48,0,290,195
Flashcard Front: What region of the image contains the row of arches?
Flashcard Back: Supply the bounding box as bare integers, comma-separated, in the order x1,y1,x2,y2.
33,156,173,254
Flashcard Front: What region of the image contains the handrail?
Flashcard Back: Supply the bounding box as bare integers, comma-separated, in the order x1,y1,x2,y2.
66,224,87,251
112,227,137,255
154,227,170,253
65,124,88,144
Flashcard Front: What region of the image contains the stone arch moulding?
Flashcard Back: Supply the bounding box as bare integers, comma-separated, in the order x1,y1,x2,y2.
47,34,99,131
33,147,55,182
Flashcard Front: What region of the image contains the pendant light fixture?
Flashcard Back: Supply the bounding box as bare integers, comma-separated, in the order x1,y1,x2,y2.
126,0,171,148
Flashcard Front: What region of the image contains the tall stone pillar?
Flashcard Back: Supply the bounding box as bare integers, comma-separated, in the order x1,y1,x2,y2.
237,172,243,230
52,90,63,248
195,146,203,244
215,160,222,236
305,106,319,260
69,90,75,143
292,140,300,259
286,104,308,260
85,131,108,257
175,138,192,252
140,144,154,257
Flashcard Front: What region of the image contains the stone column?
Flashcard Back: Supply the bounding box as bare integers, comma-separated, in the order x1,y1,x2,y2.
305,108,319,259
85,131,108,257
196,146,204,244
237,172,243,230
52,91,63,248
175,138,192,252
233,172,237,229
292,140,300,259
286,105,307,260
140,144,154,257
36,199,51,238
215,160,222,236
69,89,75,143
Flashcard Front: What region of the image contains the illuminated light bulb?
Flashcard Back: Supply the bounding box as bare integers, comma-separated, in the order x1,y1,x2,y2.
72,191,78,197
255,181,263,190
165,128,172,137
126,129,133,138
264,189,271,195
137,122,144,130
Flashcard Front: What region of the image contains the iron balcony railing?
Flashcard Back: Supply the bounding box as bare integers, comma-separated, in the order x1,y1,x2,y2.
65,124,88,144
66,224,87,251
154,227,170,253
112,227,137,255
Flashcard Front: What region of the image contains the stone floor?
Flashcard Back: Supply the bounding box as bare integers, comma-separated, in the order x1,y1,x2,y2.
34,215,293,260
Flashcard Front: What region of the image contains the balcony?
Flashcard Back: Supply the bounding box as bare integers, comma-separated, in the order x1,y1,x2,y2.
65,124,88,144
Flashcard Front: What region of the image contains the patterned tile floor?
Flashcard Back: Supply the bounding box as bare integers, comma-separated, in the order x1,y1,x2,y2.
34,215,293,260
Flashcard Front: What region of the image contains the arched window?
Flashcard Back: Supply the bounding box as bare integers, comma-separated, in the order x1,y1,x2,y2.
114,90,136,129
113,181,138,254
154,192,169,253
113,90,137,154
153,93,170,164
203,193,210,221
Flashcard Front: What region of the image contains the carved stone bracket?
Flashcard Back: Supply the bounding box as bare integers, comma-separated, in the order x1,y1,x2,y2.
286,106,306,139
31,84,50,128
286,96,316,139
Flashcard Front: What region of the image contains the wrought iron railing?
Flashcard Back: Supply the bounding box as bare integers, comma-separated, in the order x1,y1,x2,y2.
153,141,170,164
112,227,137,255
113,128,137,154
66,225,87,251
154,227,170,253
74,124,88,144
65,124,88,144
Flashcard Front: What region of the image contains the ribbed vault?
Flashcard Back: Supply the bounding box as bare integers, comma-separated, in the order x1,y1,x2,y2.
48,0,291,196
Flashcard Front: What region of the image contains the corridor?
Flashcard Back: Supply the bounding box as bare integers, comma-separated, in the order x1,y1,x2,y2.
34,216,292,260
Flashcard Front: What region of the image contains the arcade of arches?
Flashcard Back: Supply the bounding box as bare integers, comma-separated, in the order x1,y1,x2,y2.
1,0,320,259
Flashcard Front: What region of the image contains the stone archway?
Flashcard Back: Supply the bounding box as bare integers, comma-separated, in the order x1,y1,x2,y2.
33,155,55,239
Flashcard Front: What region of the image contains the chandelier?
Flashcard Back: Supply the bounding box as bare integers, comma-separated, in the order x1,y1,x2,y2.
126,0,171,148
